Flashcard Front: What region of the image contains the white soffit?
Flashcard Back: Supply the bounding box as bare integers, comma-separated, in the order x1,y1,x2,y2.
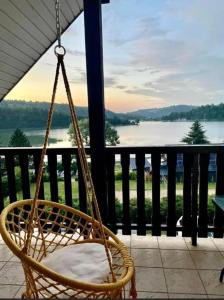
0,0,83,101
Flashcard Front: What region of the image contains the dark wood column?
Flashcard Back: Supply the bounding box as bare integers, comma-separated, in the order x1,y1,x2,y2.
84,0,108,222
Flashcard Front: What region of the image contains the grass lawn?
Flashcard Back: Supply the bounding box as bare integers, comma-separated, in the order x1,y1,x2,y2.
13,180,215,202
16,180,79,201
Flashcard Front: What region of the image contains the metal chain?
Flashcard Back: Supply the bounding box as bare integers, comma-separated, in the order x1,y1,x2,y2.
55,0,61,47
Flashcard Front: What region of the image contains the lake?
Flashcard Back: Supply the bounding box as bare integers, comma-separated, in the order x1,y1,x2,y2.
20,121,224,147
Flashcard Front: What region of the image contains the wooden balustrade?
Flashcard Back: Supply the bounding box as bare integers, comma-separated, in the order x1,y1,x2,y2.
0,145,224,238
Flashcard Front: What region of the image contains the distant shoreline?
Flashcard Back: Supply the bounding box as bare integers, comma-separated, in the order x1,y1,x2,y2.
2,119,224,131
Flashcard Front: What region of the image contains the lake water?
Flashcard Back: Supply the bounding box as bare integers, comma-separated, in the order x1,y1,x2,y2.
22,121,224,147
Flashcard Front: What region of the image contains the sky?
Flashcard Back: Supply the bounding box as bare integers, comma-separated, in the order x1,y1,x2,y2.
5,0,224,112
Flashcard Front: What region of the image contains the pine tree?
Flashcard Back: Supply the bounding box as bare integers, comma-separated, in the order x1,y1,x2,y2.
181,120,209,144
8,128,31,147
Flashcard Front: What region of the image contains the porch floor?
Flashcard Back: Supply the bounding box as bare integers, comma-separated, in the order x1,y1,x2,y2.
1,234,224,298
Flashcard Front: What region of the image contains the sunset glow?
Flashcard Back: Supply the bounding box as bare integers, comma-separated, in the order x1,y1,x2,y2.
5,0,224,112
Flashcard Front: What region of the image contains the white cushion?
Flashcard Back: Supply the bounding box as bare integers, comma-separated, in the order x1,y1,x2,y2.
41,242,111,284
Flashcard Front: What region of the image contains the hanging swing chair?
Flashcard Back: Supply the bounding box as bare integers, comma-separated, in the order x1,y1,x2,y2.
0,1,136,299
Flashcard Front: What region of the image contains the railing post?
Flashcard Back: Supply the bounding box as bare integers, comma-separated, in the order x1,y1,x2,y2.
151,152,161,236
19,153,31,200
0,157,4,212
84,0,107,223
191,154,199,246
121,153,131,234
62,153,73,208
167,152,177,236
198,153,209,237
136,152,146,235
183,154,193,237
106,151,117,233
214,152,224,237
5,153,17,203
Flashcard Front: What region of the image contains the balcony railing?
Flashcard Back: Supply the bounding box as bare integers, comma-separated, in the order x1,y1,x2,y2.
0,146,224,242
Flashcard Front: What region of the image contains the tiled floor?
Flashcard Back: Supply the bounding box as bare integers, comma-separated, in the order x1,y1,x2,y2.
1,234,224,298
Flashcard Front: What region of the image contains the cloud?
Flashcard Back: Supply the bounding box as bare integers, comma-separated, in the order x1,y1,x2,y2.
104,76,117,87
139,16,169,39
126,87,161,96
107,14,169,47
41,0,224,110
66,49,85,57
69,70,86,84
136,67,161,74
116,85,126,89
42,62,55,67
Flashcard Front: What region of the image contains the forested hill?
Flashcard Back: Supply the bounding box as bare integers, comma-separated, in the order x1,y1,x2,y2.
0,100,136,129
161,103,224,121
123,105,196,120
1,100,114,118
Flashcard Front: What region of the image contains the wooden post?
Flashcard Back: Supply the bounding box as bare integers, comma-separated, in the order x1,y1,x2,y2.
84,0,107,222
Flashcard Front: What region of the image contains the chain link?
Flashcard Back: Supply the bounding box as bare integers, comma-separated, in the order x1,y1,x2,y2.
55,0,61,47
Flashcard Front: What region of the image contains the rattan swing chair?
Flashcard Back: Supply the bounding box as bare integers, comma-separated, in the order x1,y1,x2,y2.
0,1,136,299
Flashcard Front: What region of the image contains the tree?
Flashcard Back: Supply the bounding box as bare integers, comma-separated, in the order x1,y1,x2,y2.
181,120,209,144
68,118,120,146
8,128,31,147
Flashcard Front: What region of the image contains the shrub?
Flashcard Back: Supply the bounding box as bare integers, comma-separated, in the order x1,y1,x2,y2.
115,171,137,181
115,171,122,180
129,171,137,180
113,195,216,226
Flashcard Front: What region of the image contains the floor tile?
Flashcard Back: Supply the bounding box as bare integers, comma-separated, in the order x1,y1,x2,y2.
0,262,6,271
158,237,187,250
131,235,158,249
1,235,224,298
0,262,24,285
10,255,20,262
190,251,224,270
137,291,168,298
208,295,224,298
164,269,205,294
132,248,162,267
199,270,224,295
116,234,131,248
14,285,25,298
0,235,5,245
124,282,130,292
0,284,21,298
136,267,167,292
0,245,13,261
213,239,224,251
168,293,208,298
185,238,218,251
161,250,195,269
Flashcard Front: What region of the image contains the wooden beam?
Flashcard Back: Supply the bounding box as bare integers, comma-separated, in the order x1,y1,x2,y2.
83,0,107,223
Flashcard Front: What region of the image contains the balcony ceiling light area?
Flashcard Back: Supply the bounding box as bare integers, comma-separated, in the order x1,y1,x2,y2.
0,0,83,101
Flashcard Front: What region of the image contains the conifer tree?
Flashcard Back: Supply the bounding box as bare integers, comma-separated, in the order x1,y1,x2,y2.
8,128,31,147
181,120,209,144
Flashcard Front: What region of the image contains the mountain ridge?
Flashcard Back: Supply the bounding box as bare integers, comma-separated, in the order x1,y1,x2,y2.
1,100,196,119
161,103,224,121
121,105,197,120
0,100,197,129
